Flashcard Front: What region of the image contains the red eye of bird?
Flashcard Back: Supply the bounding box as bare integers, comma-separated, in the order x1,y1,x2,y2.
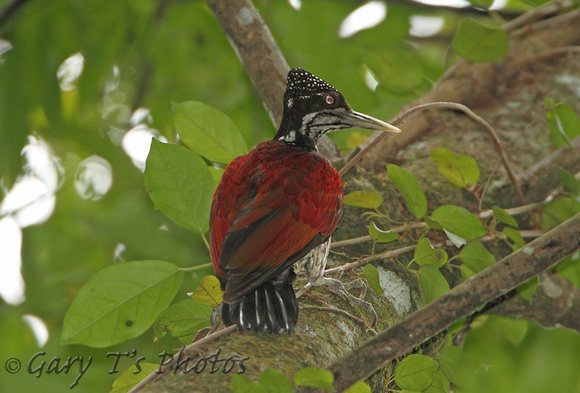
325,94,335,105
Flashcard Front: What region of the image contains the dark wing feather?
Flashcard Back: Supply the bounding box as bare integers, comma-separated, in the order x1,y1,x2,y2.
209,140,343,303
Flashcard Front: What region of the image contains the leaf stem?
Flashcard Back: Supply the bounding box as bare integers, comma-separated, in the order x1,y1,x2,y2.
200,232,210,251
178,263,212,272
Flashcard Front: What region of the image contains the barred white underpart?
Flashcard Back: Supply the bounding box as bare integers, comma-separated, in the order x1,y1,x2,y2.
294,237,332,286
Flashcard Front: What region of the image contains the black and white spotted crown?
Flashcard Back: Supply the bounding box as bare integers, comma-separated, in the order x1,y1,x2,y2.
286,68,337,94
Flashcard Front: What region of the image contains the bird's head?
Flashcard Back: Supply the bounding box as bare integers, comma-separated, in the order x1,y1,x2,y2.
275,68,400,150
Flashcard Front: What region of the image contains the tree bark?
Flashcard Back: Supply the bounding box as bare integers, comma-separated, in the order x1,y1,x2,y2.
205,0,288,127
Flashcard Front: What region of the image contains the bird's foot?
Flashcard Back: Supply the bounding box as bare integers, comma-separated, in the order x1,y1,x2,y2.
321,277,378,329
211,303,222,326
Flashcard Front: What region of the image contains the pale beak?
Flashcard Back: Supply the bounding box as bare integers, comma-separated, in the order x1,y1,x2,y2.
344,111,401,133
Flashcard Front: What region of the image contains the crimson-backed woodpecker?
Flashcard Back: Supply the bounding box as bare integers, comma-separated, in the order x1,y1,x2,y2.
209,68,400,333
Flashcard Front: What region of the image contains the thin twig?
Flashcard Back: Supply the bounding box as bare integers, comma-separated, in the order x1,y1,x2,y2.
325,230,542,280
0,0,30,30
503,0,573,35
341,102,528,215
509,6,580,38
478,156,502,212
425,103,525,205
512,46,580,66
332,222,426,248
129,325,236,393
300,305,370,330
331,202,544,249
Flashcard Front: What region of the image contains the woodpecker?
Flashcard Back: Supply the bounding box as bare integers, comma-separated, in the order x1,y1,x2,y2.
209,68,400,333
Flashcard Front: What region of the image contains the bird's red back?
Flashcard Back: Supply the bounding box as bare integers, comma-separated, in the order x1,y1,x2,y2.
209,139,343,303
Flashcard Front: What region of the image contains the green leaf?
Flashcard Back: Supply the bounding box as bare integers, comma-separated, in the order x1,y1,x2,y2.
61,260,183,347
423,370,451,393
418,265,450,303
452,18,509,62
208,166,225,185
432,205,487,240
231,374,268,393
344,191,383,209
110,363,159,393
542,196,580,230
144,139,214,233
154,299,212,344
173,101,247,164
458,241,495,273
556,251,580,288
387,164,428,218
492,206,518,228
429,148,480,187
259,369,294,393
517,276,537,300
500,317,528,346
449,318,466,335
502,227,526,251
363,264,384,295
394,354,438,391
344,380,372,393
424,216,443,231
459,264,476,281
558,167,580,194
468,0,494,8
443,229,467,248
368,222,399,244
294,367,335,392
546,102,580,149
190,275,223,307
439,344,474,387
363,46,423,93
414,238,448,268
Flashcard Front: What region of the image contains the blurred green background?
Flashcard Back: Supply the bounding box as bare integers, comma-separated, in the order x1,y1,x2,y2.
0,0,578,392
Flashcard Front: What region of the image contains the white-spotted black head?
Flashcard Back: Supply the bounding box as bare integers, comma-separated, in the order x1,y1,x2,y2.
275,68,400,150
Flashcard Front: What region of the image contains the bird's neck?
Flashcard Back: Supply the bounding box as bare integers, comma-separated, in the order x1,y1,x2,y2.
274,121,318,151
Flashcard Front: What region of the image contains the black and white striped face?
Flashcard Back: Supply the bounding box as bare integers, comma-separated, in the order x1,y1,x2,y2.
275,68,400,150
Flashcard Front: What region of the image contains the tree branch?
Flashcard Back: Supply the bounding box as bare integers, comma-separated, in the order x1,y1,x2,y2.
324,213,580,392
205,0,340,158
0,0,30,30
205,0,288,126
488,271,580,333
355,9,580,171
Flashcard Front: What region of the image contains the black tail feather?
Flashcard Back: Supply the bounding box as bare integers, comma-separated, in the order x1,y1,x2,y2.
221,269,298,333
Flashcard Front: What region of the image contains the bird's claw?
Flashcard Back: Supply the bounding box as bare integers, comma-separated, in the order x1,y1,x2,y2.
322,277,378,328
